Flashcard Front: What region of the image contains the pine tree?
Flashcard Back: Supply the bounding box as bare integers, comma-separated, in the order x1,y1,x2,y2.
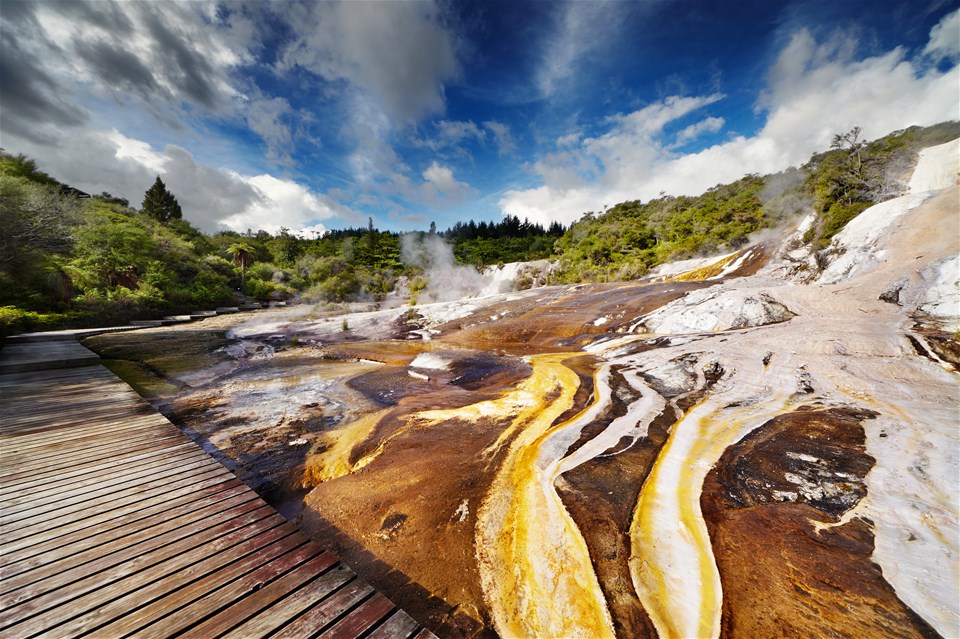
141,176,182,223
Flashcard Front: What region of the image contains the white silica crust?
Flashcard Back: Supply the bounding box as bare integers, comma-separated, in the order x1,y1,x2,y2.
908,138,960,194
409,352,453,370
918,255,960,325
630,285,794,335
818,192,932,285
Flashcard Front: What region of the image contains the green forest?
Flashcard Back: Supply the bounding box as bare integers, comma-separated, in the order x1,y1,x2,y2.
1,121,956,335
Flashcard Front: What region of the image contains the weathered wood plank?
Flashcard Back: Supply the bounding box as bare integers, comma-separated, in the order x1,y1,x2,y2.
22,521,297,639
319,592,397,639
0,345,426,639
219,563,356,639
0,440,201,508
125,545,332,638
0,506,279,627
78,528,303,639
1,412,175,450
0,481,248,568
0,499,268,602
0,440,197,490
1,402,158,432
0,475,242,555
0,446,205,517
1,487,255,579
0,430,185,472
366,610,422,639
177,552,341,639
0,415,175,458
270,580,376,639
1,456,228,532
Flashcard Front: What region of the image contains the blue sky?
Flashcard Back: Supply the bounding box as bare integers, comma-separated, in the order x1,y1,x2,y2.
1,0,957,234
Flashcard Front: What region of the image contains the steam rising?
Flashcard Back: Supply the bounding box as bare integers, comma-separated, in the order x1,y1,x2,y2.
759,167,812,222
401,233,515,302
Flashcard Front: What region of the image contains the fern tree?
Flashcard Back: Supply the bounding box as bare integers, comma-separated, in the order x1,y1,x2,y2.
141,176,182,223
227,242,255,287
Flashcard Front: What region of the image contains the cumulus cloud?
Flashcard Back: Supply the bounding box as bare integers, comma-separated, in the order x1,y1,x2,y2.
924,8,960,61
421,161,474,205
218,173,354,235
674,117,726,146
500,20,959,226
3,125,355,235
278,0,459,124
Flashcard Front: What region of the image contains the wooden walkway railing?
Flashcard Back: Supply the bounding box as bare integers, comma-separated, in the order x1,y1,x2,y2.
0,340,435,639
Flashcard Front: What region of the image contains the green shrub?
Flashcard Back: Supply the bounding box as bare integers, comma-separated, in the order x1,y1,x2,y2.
0,306,93,337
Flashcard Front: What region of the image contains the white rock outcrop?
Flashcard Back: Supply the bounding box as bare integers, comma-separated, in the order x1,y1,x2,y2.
908,138,960,193
631,285,794,335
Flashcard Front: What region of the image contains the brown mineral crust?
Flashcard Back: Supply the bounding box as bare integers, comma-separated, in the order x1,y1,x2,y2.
323,339,435,365
551,353,598,429
701,407,941,639
911,326,960,371
299,350,602,638
556,402,679,639
436,280,708,354
299,406,509,639
345,349,534,408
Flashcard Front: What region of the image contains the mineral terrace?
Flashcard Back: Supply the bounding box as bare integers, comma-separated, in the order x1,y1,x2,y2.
86,140,959,638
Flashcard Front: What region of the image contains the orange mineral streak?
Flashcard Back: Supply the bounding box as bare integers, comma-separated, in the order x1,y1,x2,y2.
302,353,617,636
671,251,743,282
471,354,616,639
298,408,393,486
630,384,793,639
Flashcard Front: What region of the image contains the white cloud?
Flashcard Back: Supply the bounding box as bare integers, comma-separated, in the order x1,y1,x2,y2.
278,0,459,124
244,95,295,165
3,127,356,235
219,173,352,235
500,25,959,227
418,119,516,159
31,1,247,112
421,119,486,152
0,1,310,165
422,161,473,205
674,117,726,146
483,120,517,156
537,1,629,97
924,8,960,61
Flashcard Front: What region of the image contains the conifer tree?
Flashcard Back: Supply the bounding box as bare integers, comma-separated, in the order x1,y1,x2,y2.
141,176,182,223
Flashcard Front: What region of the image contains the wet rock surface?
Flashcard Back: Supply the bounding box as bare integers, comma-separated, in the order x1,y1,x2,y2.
702,407,939,639
706,407,877,518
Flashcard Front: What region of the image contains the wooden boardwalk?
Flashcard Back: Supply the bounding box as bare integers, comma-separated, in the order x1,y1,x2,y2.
0,342,435,639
